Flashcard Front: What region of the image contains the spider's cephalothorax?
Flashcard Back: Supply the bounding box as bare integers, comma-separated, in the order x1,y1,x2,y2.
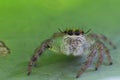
0,41,10,56
28,29,116,78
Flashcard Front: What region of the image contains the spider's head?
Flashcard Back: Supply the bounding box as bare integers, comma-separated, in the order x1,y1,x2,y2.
58,28,91,39
61,29,91,56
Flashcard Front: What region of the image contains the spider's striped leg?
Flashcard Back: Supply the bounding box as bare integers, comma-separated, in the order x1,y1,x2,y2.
102,43,113,65
95,41,113,70
28,32,64,76
100,34,116,49
28,39,51,76
89,34,116,49
95,43,104,70
76,46,97,78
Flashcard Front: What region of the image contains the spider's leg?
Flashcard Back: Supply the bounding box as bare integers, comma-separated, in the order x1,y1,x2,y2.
100,34,116,49
102,43,113,65
52,32,65,38
28,32,65,76
76,46,97,78
89,34,116,49
95,40,113,70
28,39,52,76
95,42,104,70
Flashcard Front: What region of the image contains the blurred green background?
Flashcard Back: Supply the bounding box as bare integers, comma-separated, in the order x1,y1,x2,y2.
0,0,120,80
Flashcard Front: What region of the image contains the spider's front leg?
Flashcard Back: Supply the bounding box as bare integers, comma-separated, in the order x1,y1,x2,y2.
27,32,65,76
76,45,97,78
27,39,52,76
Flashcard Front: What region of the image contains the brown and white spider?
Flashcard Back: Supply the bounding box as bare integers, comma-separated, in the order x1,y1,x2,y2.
0,41,10,56
28,29,116,78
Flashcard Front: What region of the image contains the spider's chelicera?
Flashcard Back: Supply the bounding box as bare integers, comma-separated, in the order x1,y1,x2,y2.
28,29,116,78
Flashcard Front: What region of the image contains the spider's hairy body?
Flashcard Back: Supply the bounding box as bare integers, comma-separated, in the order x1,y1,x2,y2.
51,35,93,56
28,29,116,78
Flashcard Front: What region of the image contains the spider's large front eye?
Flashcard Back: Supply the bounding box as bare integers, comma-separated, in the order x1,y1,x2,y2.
75,30,80,35
68,30,73,35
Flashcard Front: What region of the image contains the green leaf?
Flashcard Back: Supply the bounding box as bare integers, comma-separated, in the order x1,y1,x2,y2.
0,0,119,80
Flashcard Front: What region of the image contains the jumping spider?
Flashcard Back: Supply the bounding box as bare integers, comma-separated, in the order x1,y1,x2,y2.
28,29,116,78
0,41,10,56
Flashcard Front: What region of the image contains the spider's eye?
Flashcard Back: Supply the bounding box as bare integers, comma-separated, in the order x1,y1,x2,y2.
75,30,80,35
68,30,73,35
80,30,84,34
